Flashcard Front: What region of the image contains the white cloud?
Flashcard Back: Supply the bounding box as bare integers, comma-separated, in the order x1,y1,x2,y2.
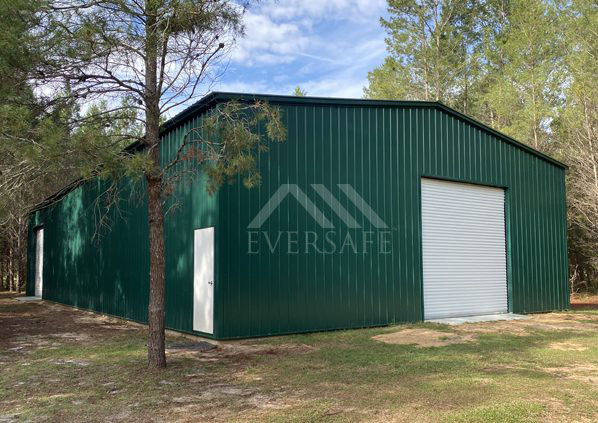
303,77,368,98
229,0,387,66
216,80,274,94
231,12,310,65
213,0,389,99
264,0,387,21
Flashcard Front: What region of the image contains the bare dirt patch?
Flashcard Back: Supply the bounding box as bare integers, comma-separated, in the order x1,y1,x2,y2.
165,339,317,361
543,363,598,385
0,297,139,353
459,312,598,336
214,342,316,357
571,294,598,310
549,342,588,352
373,328,476,347
374,312,598,348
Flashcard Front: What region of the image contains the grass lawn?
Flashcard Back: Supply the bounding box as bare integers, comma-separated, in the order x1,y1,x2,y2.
1,292,598,422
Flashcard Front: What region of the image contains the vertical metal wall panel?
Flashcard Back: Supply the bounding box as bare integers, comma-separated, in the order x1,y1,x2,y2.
26,95,569,339
26,179,150,322
215,102,566,338
162,112,219,336
23,114,218,336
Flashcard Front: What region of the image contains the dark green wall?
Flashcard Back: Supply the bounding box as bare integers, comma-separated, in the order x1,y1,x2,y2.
215,103,568,338
160,111,219,334
27,95,569,339
26,129,219,334
26,180,150,323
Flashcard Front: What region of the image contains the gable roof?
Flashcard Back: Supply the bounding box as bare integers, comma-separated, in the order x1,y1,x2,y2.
162,92,566,169
31,91,567,213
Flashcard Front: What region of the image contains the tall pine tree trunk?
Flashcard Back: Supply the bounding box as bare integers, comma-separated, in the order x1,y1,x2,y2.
144,98,166,369
146,170,166,368
144,0,166,369
145,116,166,369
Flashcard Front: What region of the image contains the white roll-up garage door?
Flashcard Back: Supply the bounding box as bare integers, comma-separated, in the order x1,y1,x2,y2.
421,178,508,319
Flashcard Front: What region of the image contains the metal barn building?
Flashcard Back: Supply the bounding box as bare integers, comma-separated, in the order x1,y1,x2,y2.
27,93,569,339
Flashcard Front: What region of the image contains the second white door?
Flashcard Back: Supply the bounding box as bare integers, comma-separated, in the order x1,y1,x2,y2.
193,227,214,334
35,228,44,298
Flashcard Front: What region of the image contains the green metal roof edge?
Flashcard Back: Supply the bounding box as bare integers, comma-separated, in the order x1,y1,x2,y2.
162,91,567,170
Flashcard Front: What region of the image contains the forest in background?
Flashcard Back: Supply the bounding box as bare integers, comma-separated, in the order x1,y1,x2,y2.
1,0,597,294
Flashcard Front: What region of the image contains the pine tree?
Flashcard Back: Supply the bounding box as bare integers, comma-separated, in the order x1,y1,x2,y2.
364,0,480,111
481,0,565,150
293,86,307,97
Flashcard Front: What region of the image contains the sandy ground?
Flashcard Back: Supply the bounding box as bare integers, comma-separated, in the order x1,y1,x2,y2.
570,293,598,309
374,311,598,347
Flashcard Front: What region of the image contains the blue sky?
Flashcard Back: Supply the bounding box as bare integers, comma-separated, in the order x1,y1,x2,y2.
213,0,390,98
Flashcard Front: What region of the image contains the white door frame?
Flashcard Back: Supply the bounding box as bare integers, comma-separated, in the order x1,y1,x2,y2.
193,227,215,334
34,227,44,298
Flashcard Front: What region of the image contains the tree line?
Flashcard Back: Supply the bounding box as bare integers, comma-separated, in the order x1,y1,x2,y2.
365,0,598,292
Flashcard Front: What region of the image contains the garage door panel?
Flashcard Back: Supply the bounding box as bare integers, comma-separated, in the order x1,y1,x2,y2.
422,178,508,320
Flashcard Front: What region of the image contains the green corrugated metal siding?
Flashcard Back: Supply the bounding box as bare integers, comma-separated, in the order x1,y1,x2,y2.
161,111,219,334
27,94,569,339
25,124,218,335
26,179,150,323
216,103,568,338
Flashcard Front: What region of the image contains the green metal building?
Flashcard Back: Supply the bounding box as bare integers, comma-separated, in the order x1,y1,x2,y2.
27,92,569,339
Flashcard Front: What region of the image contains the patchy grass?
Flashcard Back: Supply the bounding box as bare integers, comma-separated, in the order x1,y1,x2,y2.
1,292,598,422
444,402,544,423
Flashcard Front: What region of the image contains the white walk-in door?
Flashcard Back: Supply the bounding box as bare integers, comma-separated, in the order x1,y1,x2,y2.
421,178,508,319
34,228,44,298
193,227,215,334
